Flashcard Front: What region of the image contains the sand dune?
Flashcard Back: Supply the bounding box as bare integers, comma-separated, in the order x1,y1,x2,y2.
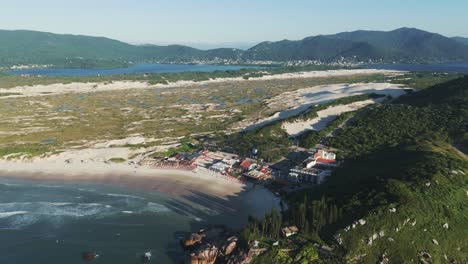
0,69,401,98
241,82,408,131
283,99,379,136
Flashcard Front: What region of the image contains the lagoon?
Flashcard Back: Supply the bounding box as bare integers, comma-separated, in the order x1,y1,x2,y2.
9,64,260,77
362,62,468,73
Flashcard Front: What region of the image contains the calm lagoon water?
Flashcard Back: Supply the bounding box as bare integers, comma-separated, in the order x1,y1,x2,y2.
362,62,468,73
9,64,260,77
0,178,279,264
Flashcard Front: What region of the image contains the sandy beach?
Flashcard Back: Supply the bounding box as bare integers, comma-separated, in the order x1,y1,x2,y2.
0,69,405,199
0,153,246,199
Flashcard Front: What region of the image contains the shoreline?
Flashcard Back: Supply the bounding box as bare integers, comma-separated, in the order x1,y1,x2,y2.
0,158,247,199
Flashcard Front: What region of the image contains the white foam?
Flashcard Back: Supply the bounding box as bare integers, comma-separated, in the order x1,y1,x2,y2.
143,202,171,213
0,183,23,187
37,184,64,188
0,202,113,217
0,211,30,218
107,193,145,200
121,211,134,214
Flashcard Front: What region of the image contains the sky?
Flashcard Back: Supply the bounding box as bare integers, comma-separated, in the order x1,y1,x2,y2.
1,0,467,49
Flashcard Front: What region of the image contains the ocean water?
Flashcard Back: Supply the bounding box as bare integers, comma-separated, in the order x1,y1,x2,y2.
9,64,260,77
0,178,279,264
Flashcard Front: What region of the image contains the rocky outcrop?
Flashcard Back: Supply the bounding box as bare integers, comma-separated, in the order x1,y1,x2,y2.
185,233,204,247
184,227,251,264
190,245,219,264
221,236,238,256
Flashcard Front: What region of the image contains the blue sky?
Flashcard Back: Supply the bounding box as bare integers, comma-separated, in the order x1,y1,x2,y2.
1,0,467,48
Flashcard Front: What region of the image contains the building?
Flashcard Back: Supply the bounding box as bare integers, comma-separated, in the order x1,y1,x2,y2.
209,161,230,173
281,226,299,237
243,169,271,181
221,157,239,168
240,159,257,171
289,167,321,184
317,170,332,184
314,150,337,166
287,149,337,184
315,149,336,160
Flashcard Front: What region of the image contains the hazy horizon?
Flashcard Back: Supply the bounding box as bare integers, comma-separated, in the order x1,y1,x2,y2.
1,0,467,47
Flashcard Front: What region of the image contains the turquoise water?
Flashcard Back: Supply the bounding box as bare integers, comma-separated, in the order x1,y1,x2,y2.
9,64,260,77
0,178,279,263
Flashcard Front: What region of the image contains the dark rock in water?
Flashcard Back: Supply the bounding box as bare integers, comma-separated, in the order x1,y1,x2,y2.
220,236,238,256
141,251,152,263
82,252,98,262
184,233,204,247
184,226,251,264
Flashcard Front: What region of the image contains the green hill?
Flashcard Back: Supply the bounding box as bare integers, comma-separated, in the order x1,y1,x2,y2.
247,28,468,63
452,36,468,46
247,76,468,263
0,28,467,68
0,30,235,68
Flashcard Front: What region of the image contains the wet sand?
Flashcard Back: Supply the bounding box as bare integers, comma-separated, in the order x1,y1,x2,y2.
0,160,246,199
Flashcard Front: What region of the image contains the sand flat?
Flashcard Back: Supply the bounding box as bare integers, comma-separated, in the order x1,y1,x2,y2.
0,148,245,199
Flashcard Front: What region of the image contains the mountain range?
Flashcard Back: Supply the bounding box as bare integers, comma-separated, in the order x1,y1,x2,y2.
1,27,468,68
452,36,468,45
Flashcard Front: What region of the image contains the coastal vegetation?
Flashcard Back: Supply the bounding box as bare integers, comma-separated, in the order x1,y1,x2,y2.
0,72,406,159
244,76,468,263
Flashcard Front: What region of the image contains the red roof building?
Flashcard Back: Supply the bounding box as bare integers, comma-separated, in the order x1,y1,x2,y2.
316,157,337,164
240,160,253,169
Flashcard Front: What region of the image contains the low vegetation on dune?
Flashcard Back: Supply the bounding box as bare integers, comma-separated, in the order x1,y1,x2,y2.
0,72,408,159
0,65,343,88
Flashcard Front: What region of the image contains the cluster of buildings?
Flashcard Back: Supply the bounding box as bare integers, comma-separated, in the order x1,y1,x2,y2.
287,149,337,184
206,152,272,181
142,145,338,190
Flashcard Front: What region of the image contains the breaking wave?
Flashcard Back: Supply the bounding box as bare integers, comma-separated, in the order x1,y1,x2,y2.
0,183,24,187
0,202,113,229
0,202,112,217
106,193,145,200
143,202,171,213
0,211,30,218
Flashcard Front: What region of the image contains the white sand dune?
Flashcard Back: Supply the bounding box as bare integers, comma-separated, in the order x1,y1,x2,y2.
242,82,408,131
283,99,378,136
0,69,401,98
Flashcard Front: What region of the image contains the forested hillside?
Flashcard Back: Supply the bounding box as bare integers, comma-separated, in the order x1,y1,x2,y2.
1,28,468,68
247,76,468,263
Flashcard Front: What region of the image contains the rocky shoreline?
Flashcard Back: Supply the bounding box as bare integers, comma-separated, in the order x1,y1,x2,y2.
182,226,259,264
